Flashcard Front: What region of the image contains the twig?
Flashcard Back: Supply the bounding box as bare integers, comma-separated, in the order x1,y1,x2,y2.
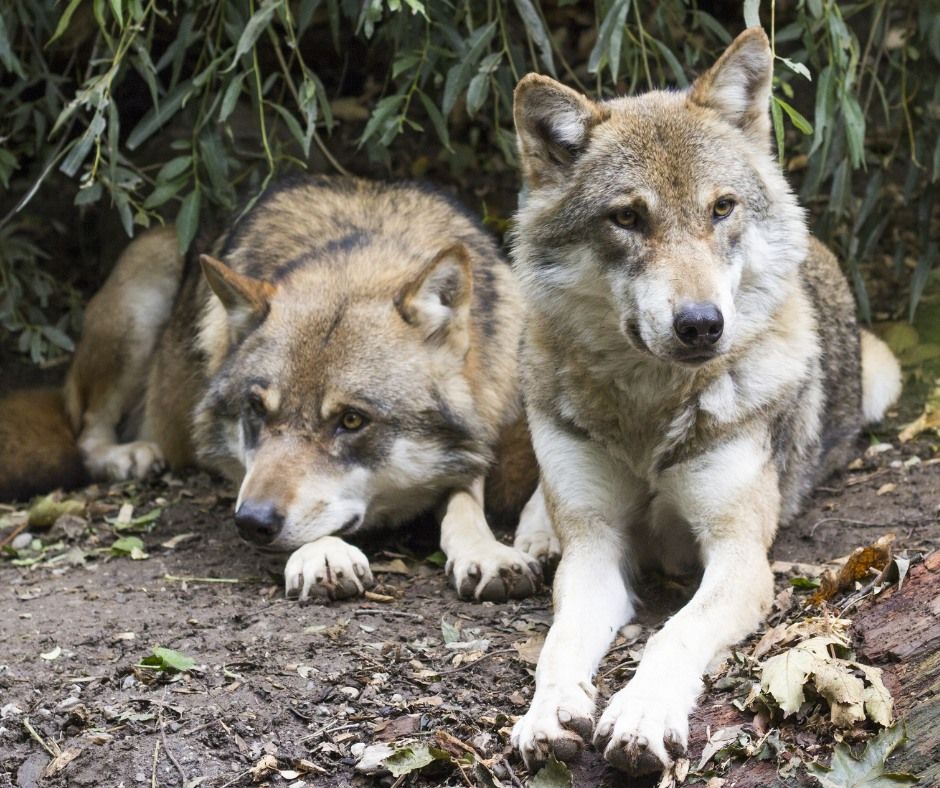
159,703,188,786
299,721,361,744
22,717,58,758
164,574,239,584
151,738,161,788
218,768,251,788
0,519,30,550
438,648,516,675
599,659,638,680
503,759,525,788
351,607,423,619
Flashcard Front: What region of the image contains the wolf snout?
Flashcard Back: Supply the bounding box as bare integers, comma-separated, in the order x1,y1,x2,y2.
235,500,285,545
673,303,723,348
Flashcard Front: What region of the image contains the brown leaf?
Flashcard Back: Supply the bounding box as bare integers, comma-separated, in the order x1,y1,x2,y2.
374,714,421,742
43,748,81,777
514,633,545,665
809,535,895,605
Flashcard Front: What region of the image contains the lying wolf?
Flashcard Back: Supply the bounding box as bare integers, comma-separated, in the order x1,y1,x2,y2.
508,28,902,774
1,176,552,602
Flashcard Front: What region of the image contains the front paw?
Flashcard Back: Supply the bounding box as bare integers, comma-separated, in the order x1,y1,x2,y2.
446,541,542,601
511,682,596,771
514,528,561,568
284,536,375,601
593,681,691,775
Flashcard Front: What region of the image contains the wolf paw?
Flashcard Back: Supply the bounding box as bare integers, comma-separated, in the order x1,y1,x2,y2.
87,441,165,481
447,541,542,602
593,682,691,775
511,682,596,771
514,529,561,567
284,536,375,602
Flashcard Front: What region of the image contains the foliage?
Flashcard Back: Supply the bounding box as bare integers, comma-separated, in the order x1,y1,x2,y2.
0,0,937,361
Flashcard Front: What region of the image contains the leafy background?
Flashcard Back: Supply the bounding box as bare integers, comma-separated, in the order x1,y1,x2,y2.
1,0,938,372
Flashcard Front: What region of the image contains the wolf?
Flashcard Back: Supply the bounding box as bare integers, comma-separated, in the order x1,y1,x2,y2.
508,28,902,775
1,176,554,602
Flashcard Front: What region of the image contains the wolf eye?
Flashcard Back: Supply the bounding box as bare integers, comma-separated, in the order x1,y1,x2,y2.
339,410,367,432
611,208,639,229
713,197,736,220
246,391,266,419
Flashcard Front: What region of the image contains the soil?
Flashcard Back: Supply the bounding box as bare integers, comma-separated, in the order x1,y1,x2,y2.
2,392,938,788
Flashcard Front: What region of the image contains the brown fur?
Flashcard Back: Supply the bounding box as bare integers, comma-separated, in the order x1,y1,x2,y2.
0,388,88,500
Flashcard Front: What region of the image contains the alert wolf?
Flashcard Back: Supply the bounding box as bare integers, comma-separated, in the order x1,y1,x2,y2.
508,28,902,774
1,176,551,602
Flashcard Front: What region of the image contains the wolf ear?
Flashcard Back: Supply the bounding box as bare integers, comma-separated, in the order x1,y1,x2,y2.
200,254,276,339
689,27,773,146
513,74,607,185
396,244,472,351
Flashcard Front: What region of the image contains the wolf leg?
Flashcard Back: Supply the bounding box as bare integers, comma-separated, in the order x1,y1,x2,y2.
512,417,638,771
513,481,561,566
284,536,375,601
594,432,777,775
64,227,183,481
439,477,542,602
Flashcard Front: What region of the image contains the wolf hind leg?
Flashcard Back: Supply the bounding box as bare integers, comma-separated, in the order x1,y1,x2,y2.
64,226,184,481
860,329,902,424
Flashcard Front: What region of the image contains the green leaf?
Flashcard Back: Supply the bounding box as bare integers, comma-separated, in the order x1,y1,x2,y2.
360,93,405,145
843,94,867,168
0,12,25,78
529,756,573,788
778,56,811,81
110,536,148,559
40,324,74,352
774,96,813,134
219,73,245,123
156,155,192,183
424,550,447,567
442,21,497,115
512,0,556,77
384,744,444,777
176,190,200,254
743,0,760,28
48,0,83,45
790,576,821,589
807,725,918,787
417,91,450,150
140,646,196,673
127,80,194,150
588,0,630,82
226,0,280,71
466,73,489,116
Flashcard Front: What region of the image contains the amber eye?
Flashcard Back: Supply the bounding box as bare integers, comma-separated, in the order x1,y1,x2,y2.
339,410,366,432
713,197,736,220
611,208,639,229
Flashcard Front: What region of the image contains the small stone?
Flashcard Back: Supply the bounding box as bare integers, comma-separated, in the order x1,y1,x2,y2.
350,742,366,758
11,533,33,551
904,456,921,468
865,442,893,457
339,686,360,700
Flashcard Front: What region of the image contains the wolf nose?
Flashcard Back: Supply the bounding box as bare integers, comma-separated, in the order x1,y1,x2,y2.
234,501,284,545
673,303,724,347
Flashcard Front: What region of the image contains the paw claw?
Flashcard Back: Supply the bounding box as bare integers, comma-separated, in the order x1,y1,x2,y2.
284,537,373,603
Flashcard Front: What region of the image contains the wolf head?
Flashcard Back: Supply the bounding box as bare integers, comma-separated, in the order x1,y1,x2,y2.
193,243,493,550
512,28,808,366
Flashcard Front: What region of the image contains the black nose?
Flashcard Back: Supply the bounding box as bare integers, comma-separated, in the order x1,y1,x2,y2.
234,501,284,545
673,303,724,347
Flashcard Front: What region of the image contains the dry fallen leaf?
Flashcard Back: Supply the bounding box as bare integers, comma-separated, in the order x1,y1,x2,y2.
43,747,81,777
810,534,895,605
514,632,546,665
758,634,894,727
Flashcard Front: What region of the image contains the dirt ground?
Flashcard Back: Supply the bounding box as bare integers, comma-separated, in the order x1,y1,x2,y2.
1,386,937,788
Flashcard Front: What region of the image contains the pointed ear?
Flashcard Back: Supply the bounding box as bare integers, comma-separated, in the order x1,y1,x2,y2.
395,244,472,350
200,254,276,338
689,27,773,146
513,73,608,186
